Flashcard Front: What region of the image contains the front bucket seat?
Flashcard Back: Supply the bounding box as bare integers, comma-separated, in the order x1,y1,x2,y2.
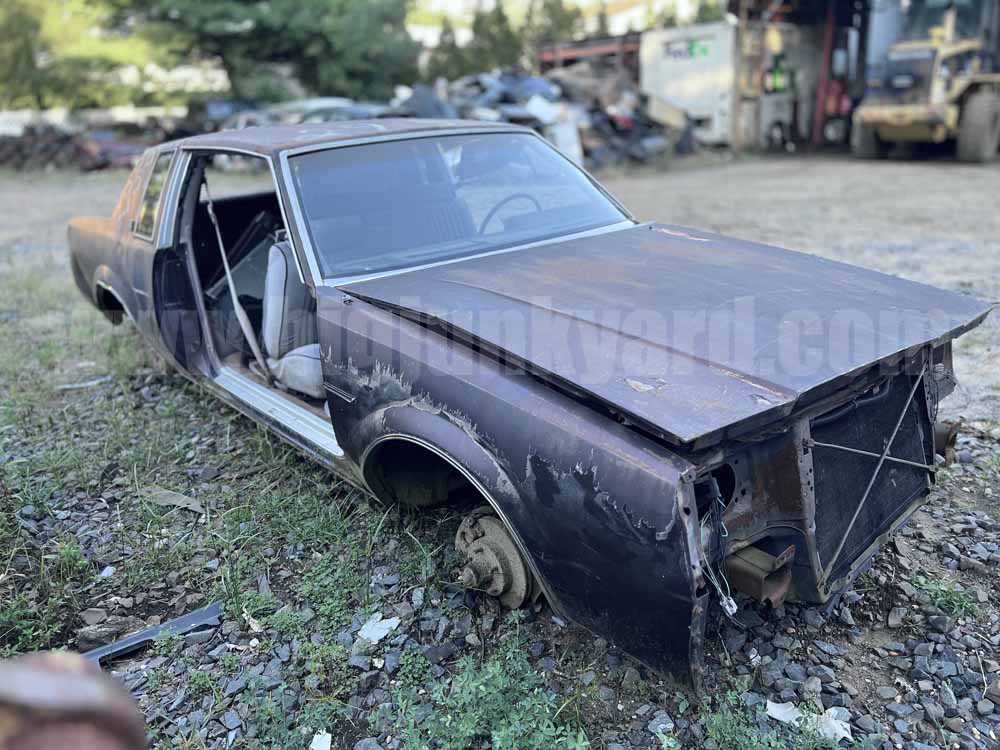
260,241,324,399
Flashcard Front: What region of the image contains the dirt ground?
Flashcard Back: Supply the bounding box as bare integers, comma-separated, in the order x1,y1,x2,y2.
1,156,998,750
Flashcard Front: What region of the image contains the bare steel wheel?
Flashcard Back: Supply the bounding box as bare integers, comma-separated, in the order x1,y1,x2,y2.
455,506,536,609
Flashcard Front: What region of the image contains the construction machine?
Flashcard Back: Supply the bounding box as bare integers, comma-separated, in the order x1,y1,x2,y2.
853,0,1000,162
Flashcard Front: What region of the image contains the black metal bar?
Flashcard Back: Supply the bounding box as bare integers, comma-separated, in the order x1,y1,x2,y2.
807,439,936,474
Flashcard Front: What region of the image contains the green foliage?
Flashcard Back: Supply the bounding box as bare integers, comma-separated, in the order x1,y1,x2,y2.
425,18,475,82
523,0,583,54
0,0,157,109
695,0,727,24
112,0,419,101
915,573,978,618
300,642,353,700
395,646,430,689
377,631,588,750
296,541,366,631
704,692,778,750
0,536,92,656
468,2,522,71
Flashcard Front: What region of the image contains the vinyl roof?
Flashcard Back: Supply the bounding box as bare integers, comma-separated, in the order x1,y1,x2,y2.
166,119,528,158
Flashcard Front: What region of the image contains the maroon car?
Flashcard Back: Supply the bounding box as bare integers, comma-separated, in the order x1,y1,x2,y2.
68,120,991,683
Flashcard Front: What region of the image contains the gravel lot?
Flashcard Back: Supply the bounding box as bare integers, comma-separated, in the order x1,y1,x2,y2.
1,157,998,750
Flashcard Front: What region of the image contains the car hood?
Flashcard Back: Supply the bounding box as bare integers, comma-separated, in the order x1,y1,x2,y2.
339,223,992,446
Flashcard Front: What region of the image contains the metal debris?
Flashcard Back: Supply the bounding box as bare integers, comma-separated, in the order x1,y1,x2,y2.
83,601,223,665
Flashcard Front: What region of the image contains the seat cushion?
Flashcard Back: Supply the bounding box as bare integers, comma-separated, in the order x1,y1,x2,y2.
261,241,317,360
266,343,325,400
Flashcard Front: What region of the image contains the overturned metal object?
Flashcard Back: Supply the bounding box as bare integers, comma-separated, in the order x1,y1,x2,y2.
0,652,145,750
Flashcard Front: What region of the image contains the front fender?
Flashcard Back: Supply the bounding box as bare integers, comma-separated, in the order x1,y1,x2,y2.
319,291,711,684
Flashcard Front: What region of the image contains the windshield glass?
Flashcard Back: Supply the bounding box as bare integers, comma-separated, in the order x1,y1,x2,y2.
288,132,629,279
902,0,984,40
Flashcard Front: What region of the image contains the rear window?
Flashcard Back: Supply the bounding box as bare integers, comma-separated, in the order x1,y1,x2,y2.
134,150,174,238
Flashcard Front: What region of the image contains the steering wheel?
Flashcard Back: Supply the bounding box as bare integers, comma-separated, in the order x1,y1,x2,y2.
477,193,542,235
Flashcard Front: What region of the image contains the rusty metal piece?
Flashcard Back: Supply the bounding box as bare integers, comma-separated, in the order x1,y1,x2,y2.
725,543,796,608
934,420,960,465
456,506,534,609
0,652,145,750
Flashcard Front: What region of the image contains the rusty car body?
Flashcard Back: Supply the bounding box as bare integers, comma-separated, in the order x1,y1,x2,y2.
68,120,992,685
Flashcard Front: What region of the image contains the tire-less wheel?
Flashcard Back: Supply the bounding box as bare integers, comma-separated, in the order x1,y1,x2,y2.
957,91,1000,163
455,506,538,609
851,123,888,159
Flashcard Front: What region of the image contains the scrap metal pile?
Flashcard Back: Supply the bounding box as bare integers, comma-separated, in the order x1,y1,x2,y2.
395,63,689,169
0,124,150,172
2,64,691,172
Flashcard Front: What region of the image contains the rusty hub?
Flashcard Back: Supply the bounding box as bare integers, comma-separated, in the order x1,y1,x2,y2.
455,506,535,609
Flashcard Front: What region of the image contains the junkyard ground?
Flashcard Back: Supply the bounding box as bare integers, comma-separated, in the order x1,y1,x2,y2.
1,154,998,750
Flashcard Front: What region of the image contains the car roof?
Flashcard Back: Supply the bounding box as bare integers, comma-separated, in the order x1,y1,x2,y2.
166,118,530,159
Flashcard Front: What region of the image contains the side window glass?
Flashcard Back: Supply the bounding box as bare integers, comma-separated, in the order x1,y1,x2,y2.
135,151,174,238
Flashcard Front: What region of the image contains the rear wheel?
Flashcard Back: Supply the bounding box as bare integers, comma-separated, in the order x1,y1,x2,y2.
851,124,888,159
957,91,1000,163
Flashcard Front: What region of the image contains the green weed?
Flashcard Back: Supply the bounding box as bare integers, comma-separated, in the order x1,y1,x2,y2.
915,573,978,617
376,626,589,750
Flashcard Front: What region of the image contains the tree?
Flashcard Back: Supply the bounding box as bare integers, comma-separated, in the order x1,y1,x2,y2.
596,1,611,37
425,18,474,82
468,2,522,71
522,0,582,64
695,0,727,23
0,0,157,109
110,0,420,101
0,1,48,108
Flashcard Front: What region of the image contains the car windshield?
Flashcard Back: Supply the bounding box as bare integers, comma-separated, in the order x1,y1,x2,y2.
902,0,985,40
287,132,629,279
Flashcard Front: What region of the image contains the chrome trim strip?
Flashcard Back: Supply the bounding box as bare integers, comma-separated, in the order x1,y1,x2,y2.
330,220,636,288
155,150,189,249
133,148,177,243
323,382,356,403
95,281,135,324
276,127,635,287
215,367,344,457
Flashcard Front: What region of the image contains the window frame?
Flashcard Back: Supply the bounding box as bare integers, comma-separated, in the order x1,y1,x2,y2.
132,148,177,242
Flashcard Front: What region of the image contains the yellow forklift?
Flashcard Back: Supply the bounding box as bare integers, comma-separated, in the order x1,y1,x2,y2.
852,0,1000,162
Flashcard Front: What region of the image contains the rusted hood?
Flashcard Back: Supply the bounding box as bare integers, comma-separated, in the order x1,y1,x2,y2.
339,223,992,446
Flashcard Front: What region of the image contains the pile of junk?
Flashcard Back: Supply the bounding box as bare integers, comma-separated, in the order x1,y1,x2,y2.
0,123,156,172
393,62,694,170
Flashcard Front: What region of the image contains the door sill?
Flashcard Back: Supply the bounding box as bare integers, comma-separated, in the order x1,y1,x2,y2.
214,366,345,458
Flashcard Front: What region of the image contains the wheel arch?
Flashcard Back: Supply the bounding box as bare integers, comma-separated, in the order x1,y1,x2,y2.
92,266,133,325
355,410,563,617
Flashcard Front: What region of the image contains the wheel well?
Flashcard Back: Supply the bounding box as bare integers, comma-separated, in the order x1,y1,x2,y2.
363,439,481,508
95,284,126,326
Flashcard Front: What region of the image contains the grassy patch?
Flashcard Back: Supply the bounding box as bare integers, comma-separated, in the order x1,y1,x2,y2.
376,619,589,750
915,573,978,617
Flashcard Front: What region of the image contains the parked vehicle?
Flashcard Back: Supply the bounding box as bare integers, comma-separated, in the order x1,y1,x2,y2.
68,120,991,683
854,0,1000,162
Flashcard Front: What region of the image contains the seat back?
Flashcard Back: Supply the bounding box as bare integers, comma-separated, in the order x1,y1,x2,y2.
261,241,317,360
